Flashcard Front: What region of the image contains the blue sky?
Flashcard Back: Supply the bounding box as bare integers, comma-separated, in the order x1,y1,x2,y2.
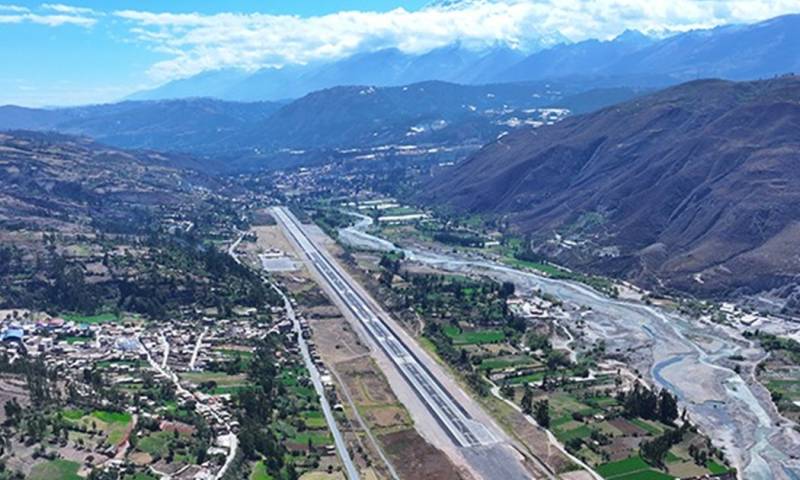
1,0,798,107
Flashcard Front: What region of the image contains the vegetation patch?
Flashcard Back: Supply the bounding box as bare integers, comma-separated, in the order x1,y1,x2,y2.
250,460,274,480
28,459,82,480
62,312,119,324
596,456,651,478
444,325,506,345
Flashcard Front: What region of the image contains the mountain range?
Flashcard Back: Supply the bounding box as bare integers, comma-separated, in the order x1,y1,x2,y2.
130,14,800,102
129,45,528,102
0,98,283,157
0,81,648,171
419,75,800,303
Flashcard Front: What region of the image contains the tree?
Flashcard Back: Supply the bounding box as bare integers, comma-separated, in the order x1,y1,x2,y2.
657,389,679,424
500,384,514,399
521,386,533,415
3,399,21,426
640,426,686,468
534,399,550,428
545,350,570,370
499,281,515,298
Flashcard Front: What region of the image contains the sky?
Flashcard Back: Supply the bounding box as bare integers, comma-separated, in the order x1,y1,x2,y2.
1,0,799,107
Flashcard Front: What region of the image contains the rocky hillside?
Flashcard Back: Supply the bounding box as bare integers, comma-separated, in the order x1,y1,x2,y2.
0,131,220,232
420,76,800,301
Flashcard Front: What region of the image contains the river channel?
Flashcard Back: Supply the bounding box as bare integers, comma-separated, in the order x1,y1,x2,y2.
338,216,800,479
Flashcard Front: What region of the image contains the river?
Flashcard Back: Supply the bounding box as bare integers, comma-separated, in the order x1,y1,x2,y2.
338,217,800,479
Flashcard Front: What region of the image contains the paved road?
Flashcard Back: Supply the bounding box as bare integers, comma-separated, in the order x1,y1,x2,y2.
273,284,361,480
273,206,494,448
189,326,207,371
227,231,360,480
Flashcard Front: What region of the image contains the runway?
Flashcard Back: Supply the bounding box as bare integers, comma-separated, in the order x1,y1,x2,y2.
272,206,494,448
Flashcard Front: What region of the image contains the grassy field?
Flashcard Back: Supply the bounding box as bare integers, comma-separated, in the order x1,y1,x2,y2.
215,348,254,358
251,461,274,480
302,410,328,429
93,410,132,444
123,474,159,480
62,409,132,445
137,431,172,456
595,456,677,480
28,460,81,480
443,325,506,345
629,418,664,435
92,410,132,424
62,312,119,324
96,359,143,369
291,431,332,447
597,456,651,478
554,424,592,443
478,355,538,371
211,385,255,395
706,460,731,474
501,256,618,295
180,371,247,386
607,471,675,480
61,408,85,421
505,371,546,385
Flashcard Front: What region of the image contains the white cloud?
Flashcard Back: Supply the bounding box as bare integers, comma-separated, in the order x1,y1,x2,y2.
0,3,97,26
111,0,800,81
41,3,96,16
0,4,28,12
0,12,95,26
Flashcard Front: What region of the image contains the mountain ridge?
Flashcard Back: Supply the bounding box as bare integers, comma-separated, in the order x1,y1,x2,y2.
127,14,799,103
418,75,800,303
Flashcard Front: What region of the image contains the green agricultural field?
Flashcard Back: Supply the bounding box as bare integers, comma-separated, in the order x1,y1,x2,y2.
124,474,159,480
137,431,172,457
596,456,675,480
505,371,545,385
707,460,731,474
180,371,248,387
302,410,328,429
609,471,675,480
291,431,332,447
629,418,664,435
28,459,81,480
92,410,132,424
62,312,119,324
61,408,85,421
587,396,619,408
554,424,592,443
597,456,650,478
96,359,143,369
212,385,255,395
548,392,593,417
215,348,254,359
478,356,538,371
290,385,316,401
63,409,132,445
766,378,800,401
251,461,274,480
444,326,506,345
